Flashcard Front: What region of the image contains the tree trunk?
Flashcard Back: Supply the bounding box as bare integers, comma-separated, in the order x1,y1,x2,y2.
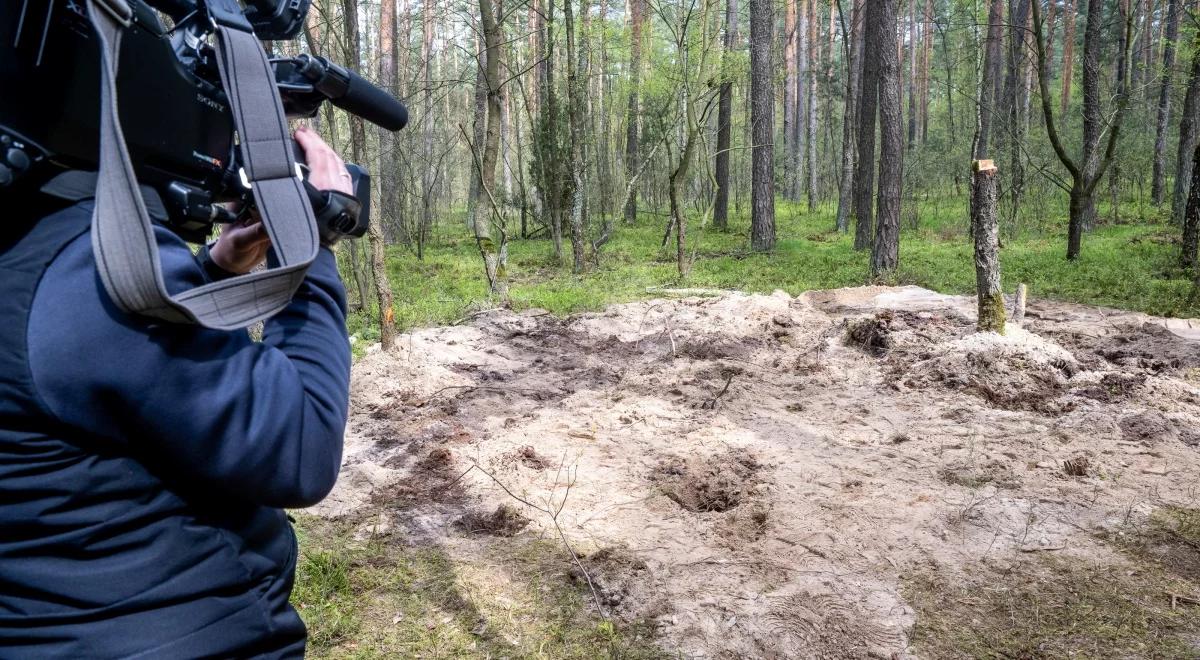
1004,0,1031,224
1183,142,1200,268
1032,0,1131,260
1060,0,1076,115
420,0,435,260
623,0,645,224
372,0,398,349
1078,0,1104,232
468,31,488,227
920,0,933,142
907,0,917,149
853,0,881,250
835,0,865,233
565,0,587,272
1173,31,1200,227
1152,0,1182,205
785,0,799,200
474,0,509,297
806,0,818,209
971,160,1005,334
749,0,776,251
341,0,380,323
974,0,1005,160
714,0,738,230
871,0,902,277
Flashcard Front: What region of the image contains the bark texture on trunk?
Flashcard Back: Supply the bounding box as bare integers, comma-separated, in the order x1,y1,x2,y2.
749,0,776,251
1173,33,1200,227
853,0,881,250
871,0,902,278
971,160,1005,334
373,0,398,349
1183,143,1200,268
835,0,865,233
714,0,738,230
565,0,586,272
974,0,1005,160
1152,0,1182,205
623,0,645,224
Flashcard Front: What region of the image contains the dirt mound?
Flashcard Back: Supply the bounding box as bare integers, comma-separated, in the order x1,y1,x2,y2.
455,504,530,537
317,286,1200,658
651,451,763,513
901,327,1080,412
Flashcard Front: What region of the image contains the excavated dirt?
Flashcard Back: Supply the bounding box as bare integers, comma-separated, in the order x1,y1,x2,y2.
313,286,1200,658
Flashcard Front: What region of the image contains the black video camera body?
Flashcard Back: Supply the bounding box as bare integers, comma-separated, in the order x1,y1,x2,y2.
1,0,407,242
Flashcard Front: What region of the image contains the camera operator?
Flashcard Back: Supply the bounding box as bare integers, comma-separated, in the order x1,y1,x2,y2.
0,124,353,657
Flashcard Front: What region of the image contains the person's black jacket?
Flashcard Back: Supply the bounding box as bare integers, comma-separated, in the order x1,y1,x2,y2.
0,199,351,658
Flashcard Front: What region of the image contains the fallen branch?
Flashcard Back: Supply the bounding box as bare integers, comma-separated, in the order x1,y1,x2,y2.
700,374,735,410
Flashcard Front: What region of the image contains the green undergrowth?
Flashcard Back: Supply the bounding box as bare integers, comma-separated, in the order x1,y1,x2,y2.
291,513,665,659
345,194,1200,345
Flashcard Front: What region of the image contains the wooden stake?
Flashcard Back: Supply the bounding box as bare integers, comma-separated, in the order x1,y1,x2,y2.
1013,283,1028,324
971,160,1006,333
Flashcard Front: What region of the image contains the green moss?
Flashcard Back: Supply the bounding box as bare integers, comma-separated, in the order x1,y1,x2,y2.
977,292,1007,334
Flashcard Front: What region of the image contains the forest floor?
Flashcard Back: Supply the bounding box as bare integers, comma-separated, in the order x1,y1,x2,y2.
347,198,1200,347
298,285,1200,658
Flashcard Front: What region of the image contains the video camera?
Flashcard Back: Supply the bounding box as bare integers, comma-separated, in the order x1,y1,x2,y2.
0,0,408,243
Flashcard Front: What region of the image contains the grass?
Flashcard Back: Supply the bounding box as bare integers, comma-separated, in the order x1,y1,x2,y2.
904,555,1200,659
345,193,1200,345
290,513,665,659
907,507,1200,658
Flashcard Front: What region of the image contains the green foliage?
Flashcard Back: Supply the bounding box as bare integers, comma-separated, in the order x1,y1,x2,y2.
353,194,1200,340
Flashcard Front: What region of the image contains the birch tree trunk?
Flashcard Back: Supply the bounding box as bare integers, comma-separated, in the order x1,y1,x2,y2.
971,160,1005,333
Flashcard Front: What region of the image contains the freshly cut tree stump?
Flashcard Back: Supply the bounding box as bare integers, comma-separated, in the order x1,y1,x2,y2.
971,160,1006,333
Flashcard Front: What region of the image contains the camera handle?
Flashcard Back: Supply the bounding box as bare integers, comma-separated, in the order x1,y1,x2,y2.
88,0,320,330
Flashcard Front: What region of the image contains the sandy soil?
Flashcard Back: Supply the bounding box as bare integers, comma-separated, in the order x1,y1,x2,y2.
313,286,1200,658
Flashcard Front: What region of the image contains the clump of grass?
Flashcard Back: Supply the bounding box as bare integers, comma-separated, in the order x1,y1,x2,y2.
904,555,1200,659
290,514,665,659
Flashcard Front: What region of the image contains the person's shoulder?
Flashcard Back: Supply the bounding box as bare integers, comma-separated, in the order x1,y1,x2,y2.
44,202,208,297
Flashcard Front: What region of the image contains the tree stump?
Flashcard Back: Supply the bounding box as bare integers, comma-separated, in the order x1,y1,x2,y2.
971,160,1006,334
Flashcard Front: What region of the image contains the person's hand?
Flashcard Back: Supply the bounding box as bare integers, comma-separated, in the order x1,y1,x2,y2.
210,212,271,275
210,126,352,273
295,125,354,195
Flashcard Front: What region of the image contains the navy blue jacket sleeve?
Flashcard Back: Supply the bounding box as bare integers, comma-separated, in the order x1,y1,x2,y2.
27,217,351,508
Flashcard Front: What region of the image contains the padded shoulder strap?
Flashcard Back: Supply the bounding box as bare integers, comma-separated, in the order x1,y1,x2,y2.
87,0,318,330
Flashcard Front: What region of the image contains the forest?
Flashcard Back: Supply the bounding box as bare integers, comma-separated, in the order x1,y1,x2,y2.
288,0,1200,657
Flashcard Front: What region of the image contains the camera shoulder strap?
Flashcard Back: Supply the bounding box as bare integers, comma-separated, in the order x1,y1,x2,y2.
87,0,319,331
